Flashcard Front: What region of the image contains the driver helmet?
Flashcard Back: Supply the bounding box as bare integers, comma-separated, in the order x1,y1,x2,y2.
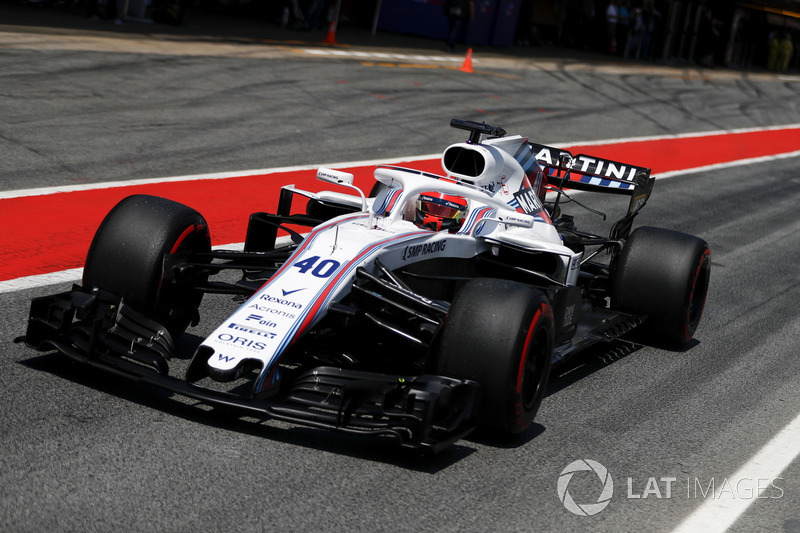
415,192,468,232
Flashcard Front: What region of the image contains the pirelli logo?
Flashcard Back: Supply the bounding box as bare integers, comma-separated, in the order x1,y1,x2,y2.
228,322,277,340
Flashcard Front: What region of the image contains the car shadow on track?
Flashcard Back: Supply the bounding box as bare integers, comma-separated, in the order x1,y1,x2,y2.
16,332,700,471
546,335,700,395
18,351,478,472
546,338,645,396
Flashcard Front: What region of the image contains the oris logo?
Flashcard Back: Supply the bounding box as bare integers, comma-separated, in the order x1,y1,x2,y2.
216,333,267,351
259,294,303,309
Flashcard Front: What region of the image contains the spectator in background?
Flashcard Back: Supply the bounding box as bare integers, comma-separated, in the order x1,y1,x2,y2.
575,0,597,51
640,1,661,60
87,0,120,23
584,0,596,21
695,8,720,67
617,0,630,56
778,33,794,71
626,7,644,58
305,0,329,31
606,0,620,54
767,32,780,70
444,0,473,53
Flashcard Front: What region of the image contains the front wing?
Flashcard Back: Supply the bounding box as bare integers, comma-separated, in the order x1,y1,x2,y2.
15,285,479,453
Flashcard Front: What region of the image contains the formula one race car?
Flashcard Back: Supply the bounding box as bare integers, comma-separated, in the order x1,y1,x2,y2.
17,119,710,453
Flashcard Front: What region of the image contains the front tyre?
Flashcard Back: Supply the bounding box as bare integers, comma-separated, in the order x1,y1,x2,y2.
83,194,211,338
435,278,554,435
612,226,710,346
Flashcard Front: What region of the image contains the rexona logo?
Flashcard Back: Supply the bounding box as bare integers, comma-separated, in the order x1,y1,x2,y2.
557,459,614,516
259,294,303,309
402,241,446,261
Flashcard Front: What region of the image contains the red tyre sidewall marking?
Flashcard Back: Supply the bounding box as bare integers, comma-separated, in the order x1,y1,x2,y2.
154,223,209,308
514,302,553,429
683,247,711,341
516,308,542,396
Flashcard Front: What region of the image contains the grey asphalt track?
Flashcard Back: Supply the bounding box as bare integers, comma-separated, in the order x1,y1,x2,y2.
2,7,800,532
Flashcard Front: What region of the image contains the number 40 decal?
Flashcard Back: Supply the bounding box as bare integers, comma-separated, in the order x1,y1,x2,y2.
292,256,341,278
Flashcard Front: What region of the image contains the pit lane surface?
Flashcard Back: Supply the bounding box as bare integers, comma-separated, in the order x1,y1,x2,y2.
2,21,800,532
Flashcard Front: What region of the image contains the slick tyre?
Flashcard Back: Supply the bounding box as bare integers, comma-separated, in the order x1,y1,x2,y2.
612,226,710,346
83,195,211,338
436,278,554,434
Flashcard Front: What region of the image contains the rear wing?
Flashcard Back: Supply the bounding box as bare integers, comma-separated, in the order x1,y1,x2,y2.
528,142,655,238
528,142,653,196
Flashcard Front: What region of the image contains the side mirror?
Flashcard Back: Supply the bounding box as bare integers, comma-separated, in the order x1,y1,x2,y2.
317,168,355,185
498,212,535,228
316,168,366,213
470,211,534,236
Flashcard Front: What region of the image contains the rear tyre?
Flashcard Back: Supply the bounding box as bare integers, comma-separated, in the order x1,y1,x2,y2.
83,195,211,338
436,278,554,434
612,226,710,346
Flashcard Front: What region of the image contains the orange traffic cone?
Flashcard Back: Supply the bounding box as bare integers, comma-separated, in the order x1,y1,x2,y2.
322,20,337,45
459,48,474,73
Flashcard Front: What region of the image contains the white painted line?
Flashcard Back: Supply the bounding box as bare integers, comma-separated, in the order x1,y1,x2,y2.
0,268,84,294
552,122,800,148
670,411,800,533
3,130,800,294
3,125,799,200
0,242,246,294
300,48,463,62
0,154,440,200
6,149,798,295
656,149,800,180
